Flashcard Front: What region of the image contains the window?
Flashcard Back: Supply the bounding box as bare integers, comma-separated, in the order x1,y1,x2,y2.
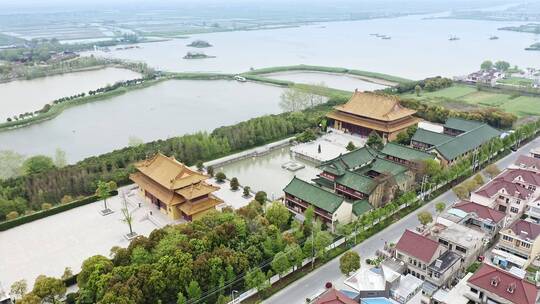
510,207,519,213
521,241,531,249
456,246,467,254
439,239,449,246
470,288,478,294
516,200,521,205
503,235,514,242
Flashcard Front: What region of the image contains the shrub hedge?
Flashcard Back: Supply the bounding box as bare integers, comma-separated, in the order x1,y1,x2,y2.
0,190,117,231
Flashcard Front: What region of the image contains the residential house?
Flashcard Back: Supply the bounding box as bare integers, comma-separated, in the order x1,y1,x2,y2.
526,197,540,223
513,154,540,173
464,68,505,86
411,118,501,166
430,220,487,266
283,177,351,230
465,263,538,304
326,90,420,141
493,219,540,269
470,168,540,218
530,147,540,159
447,200,506,235
426,272,473,304
395,230,461,288
311,287,357,304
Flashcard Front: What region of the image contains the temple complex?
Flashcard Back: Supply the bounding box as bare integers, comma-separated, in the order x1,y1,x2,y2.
130,153,222,221
326,90,420,141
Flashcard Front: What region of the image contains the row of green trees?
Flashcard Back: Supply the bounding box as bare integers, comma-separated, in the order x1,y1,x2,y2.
6,75,156,123
10,200,336,304
0,101,334,221
400,97,517,129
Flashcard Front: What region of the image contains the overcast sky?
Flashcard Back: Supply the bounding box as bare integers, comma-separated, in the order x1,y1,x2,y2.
0,0,519,14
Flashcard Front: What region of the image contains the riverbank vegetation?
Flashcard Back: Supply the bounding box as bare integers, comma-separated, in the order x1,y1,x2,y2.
0,56,153,82
243,64,413,85
0,95,342,221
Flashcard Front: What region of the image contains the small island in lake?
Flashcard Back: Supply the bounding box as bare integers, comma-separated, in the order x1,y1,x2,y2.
183,52,216,59
525,43,540,51
187,40,213,48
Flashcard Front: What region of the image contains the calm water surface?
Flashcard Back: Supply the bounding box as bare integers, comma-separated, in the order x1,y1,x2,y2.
265,71,388,91
0,80,284,162
84,15,540,79
0,67,141,121
219,147,321,199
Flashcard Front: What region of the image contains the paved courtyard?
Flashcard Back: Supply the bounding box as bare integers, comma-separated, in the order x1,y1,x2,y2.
0,185,175,290
207,177,253,210
290,129,366,163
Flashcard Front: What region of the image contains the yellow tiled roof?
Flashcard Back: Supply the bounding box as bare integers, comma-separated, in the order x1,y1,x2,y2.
179,196,222,216
134,153,208,190
176,182,220,200
130,172,185,205
327,110,420,133
333,91,416,122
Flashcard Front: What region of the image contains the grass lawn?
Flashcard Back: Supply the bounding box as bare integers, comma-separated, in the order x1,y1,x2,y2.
500,96,540,116
400,83,540,118
461,91,512,107
498,77,534,86
402,84,476,101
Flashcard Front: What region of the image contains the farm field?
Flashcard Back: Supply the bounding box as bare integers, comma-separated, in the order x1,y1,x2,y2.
401,84,540,118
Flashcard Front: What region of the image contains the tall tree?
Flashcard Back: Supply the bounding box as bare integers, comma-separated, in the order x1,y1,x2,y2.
186,280,201,301
54,148,67,168
366,131,384,150
265,202,290,230
95,180,112,212
494,60,510,72
120,192,135,236
22,155,55,175
435,202,445,220
480,60,493,70
10,279,27,300
417,211,433,228
32,275,66,304
339,251,360,275
0,150,24,180
271,251,291,279
245,268,269,295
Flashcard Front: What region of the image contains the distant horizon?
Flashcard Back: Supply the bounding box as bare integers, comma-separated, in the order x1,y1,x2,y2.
0,0,514,13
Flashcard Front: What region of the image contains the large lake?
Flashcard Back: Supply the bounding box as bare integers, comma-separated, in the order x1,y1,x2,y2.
0,80,284,162
84,14,539,79
0,67,141,121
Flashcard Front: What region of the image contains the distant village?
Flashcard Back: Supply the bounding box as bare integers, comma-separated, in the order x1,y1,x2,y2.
456,61,540,89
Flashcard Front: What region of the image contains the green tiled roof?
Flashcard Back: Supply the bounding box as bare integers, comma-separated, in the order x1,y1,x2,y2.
434,124,501,161
283,177,343,213
336,171,377,195
319,146,379,175
369,158,408,175
444,117,484,132
411,128,454,147
319,161,347,176
352,200,373,217
381,142,435,162
312,177,334,189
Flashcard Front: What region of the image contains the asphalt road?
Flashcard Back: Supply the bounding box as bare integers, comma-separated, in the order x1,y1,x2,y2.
265,136,540,304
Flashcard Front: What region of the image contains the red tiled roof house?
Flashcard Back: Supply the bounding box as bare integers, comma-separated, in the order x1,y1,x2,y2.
466,263,538,304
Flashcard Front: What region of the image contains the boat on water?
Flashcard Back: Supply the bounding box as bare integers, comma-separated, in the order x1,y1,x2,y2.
449,35,460,41
489,36,499,40
381,36,391,40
